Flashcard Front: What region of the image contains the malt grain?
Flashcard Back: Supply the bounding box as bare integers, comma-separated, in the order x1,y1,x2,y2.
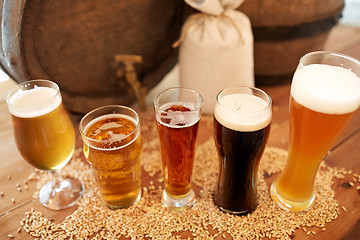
18,116,353,240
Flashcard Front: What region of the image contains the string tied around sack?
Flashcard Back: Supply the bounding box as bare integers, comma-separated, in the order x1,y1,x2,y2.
172,11,245,48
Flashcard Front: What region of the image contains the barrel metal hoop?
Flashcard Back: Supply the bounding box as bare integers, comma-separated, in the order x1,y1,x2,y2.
252,11,343,42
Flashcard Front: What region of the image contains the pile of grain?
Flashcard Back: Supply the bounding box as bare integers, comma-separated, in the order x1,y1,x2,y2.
19,116,353,239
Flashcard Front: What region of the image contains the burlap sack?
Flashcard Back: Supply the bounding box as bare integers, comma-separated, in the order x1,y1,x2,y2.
177,0,254,114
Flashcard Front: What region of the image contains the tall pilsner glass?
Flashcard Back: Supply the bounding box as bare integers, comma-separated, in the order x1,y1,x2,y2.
270,51,360,211
154,87,203,211
6,80,83,210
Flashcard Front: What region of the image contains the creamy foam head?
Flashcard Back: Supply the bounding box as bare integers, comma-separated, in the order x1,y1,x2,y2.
156,102,200,128
291,64,360,114
83,113,139,150
7,86,61,118
214,93,272,132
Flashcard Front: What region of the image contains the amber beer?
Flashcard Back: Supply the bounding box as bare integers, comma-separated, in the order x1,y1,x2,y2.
8,85,75,170
80,106,142,209
154,87,203,211
271,52,360,211
156,104,199,196
213,87,272,214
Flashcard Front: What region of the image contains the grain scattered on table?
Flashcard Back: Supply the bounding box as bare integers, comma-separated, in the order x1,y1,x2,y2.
18,116,355,240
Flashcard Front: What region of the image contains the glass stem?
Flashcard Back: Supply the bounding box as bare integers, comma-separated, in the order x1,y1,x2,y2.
50,169,64,194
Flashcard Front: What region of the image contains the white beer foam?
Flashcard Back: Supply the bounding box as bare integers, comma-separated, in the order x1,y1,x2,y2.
214,93,272,132
156,102,200,129
8,86,61,118
291,64,360,114
84,113,139,151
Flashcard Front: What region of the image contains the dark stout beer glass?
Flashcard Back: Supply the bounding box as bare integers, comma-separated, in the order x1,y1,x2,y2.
214,86,272,214
154,87,203,211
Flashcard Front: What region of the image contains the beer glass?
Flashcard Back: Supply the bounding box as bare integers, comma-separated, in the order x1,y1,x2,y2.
79,105,142,209
270,51,360,211
213,86,272,215
6,80,83,210
153,87,203,211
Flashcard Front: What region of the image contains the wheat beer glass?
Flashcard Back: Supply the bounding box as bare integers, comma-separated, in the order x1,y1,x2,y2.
213,86,272,214
270,51,360,211
154,87,203,211
80,105,142,209
6,80,83,210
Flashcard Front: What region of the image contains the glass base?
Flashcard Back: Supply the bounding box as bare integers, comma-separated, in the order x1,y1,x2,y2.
39,177,83,210
270,183,315,212
218,207,254,215
106,190,142,210
162,189,196,211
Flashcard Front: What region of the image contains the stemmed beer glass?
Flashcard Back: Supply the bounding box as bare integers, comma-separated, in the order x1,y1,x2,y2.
6,80,83,210
270,51,360,211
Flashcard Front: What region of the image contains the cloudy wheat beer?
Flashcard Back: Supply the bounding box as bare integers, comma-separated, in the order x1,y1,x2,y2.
214,86,272,214
80,106,142,209
7,83,75,170
6,80,83,210
154,87,203,211
271,52,360,211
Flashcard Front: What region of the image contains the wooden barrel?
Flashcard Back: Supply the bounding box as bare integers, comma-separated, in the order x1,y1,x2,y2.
238,0,344,85
0,0,192,113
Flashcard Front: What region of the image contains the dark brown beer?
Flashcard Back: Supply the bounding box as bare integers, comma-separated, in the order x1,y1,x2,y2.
214,118,270,213
213,89,272,214
156,103,200,197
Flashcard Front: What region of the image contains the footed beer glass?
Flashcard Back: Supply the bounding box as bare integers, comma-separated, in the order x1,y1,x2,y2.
6,80,83,210
270,51,360,211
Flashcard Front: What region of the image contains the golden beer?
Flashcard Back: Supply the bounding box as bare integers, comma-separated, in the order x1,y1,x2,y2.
271,52,360,211
8,86,75,170
80,106,142,209
6,80,83,210
274,96,355,203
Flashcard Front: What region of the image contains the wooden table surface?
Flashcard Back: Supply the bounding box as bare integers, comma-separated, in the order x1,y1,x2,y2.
0,24,360,239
